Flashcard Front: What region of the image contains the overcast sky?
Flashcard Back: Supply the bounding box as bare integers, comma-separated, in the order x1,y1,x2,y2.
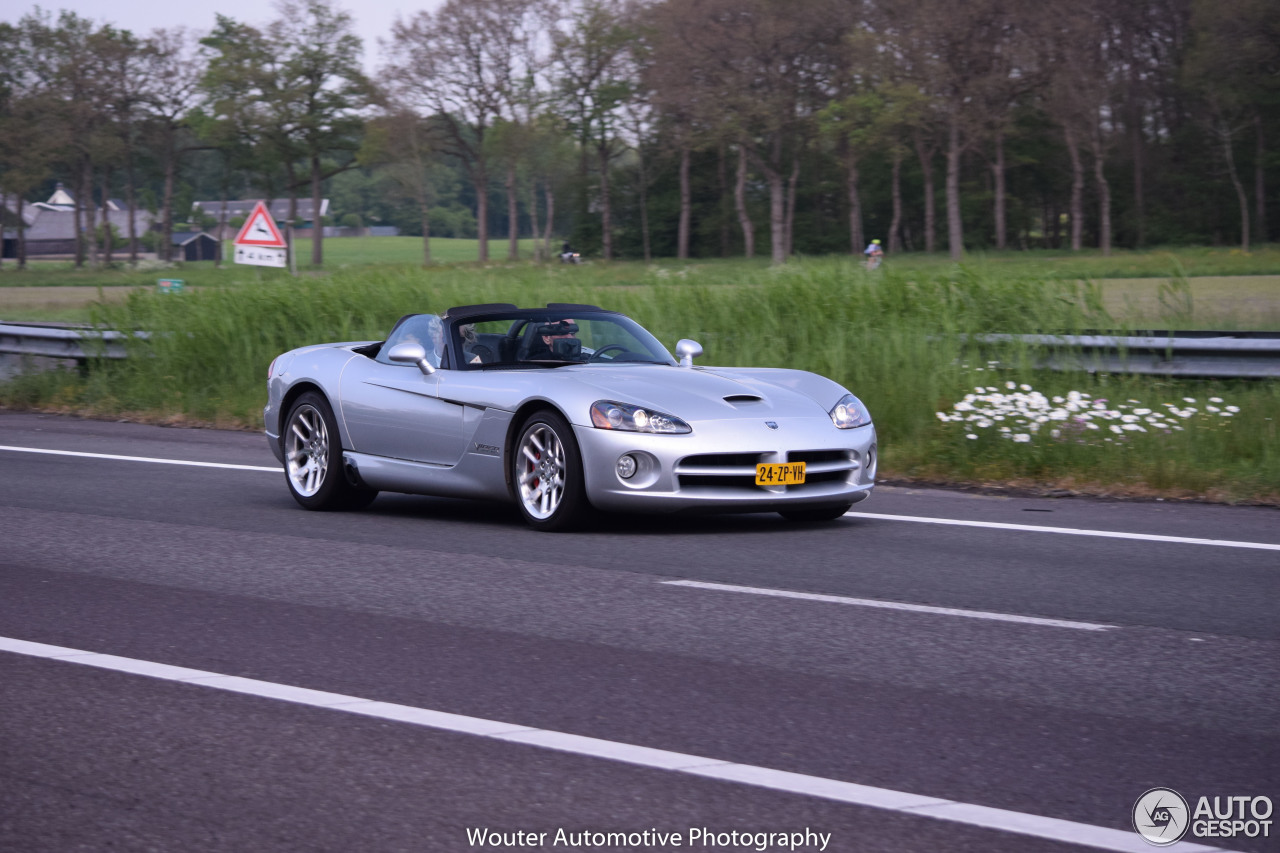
3,0,446,71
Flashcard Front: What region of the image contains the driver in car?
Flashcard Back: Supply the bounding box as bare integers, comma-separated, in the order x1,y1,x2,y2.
525,319,585,361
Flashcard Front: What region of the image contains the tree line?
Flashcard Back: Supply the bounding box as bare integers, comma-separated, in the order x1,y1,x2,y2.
1,0,1275,269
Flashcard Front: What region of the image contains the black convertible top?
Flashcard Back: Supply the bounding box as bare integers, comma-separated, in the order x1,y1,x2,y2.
441,302,610,322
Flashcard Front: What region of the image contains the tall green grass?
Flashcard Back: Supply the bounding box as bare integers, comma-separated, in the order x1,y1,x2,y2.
3,257,1277,502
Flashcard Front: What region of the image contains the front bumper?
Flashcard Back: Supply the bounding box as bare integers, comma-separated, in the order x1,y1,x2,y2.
576,417,876,514
265,403,284,465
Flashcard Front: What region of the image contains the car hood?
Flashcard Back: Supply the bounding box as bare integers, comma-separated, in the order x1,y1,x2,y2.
557,364,846,422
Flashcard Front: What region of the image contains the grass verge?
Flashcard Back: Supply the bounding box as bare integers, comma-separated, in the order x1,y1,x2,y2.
2,256,1277,504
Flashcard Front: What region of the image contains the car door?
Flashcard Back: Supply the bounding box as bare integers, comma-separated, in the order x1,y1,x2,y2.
338,357,468,466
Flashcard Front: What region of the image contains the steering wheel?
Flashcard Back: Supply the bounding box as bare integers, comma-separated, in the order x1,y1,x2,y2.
588,344,630,362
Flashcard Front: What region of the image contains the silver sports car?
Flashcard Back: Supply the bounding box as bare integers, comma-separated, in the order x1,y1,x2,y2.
265,303,876,531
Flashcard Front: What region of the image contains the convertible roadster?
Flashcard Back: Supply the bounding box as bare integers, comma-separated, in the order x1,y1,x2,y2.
265,303,876,531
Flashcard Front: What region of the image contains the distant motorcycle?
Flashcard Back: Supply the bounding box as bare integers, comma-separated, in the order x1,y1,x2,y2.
559,251,582,264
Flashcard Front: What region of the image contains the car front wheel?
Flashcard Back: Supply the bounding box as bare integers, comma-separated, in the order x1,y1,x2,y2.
282,391,377,511
513,410,590,532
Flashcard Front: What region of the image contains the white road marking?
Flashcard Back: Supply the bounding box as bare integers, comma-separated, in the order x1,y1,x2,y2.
5,443,1276,555
662,580,1115,631
0,636,1239,853
0,445,280,472
847,511,1280,552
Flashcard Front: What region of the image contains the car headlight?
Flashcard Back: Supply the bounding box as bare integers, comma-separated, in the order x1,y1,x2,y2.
830,393,872,429
590,400,691,434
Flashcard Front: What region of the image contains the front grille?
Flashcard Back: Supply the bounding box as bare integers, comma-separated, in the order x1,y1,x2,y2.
788,449,858,487
681,452,764,468
674,449,859,493
676,452,766,491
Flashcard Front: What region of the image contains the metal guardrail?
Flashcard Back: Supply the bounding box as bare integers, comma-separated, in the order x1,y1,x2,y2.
965,331,1280,379
0,322,146,361
2,322,1278,378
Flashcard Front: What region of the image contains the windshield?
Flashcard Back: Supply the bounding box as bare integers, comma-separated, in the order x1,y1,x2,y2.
376,314,445,367
454,312,676,369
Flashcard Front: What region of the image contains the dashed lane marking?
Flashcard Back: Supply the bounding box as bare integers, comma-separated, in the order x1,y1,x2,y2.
662,580,1116,631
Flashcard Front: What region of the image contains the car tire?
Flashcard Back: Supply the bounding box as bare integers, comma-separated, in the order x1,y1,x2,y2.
513,409,590,532
779,503,853,523
282,391,378,511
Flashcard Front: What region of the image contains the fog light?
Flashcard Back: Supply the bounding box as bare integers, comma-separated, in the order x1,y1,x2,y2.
617,454,638,479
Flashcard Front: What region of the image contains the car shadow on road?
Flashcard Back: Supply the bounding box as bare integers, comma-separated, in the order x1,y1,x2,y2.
364,493,848,538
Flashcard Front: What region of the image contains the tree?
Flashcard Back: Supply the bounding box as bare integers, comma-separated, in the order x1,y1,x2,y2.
1043,0,1116,254
98,24,150,262
1186,0,1280,249
363,111,453,266
201,14,298,246
16,10,120,267
879,0,1034,260
141,28,206,261
648,0,852,264
202,1,372,269
0,19,68,269
388,0,547,262
271,0,374,266
553,0,642,261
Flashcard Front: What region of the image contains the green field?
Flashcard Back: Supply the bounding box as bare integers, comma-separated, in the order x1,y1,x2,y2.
3,239,1278,327
2,246,1277,504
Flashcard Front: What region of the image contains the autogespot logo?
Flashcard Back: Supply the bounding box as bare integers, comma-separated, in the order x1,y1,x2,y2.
1134,788,1190,846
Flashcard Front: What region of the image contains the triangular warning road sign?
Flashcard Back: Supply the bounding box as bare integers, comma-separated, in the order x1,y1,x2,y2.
233,201,288,248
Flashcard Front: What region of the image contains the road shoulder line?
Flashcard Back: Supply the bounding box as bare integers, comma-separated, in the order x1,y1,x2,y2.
0,635,1238,853
0,444,279,472
847,511,1280,552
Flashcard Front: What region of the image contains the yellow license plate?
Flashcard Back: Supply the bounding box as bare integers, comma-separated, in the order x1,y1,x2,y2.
755,462,806,486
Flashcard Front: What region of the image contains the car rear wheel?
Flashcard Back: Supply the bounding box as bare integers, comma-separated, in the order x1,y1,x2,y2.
779,503,853,523
283,391,377,511
513,410,590,532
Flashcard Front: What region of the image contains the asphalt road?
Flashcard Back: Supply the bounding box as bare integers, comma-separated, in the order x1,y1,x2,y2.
1,411,1276,853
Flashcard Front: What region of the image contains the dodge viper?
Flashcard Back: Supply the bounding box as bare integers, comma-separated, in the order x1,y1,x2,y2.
265,303,876,531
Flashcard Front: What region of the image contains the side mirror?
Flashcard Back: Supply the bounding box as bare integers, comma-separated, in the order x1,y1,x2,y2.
675,339,703,368
387,342,435,375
